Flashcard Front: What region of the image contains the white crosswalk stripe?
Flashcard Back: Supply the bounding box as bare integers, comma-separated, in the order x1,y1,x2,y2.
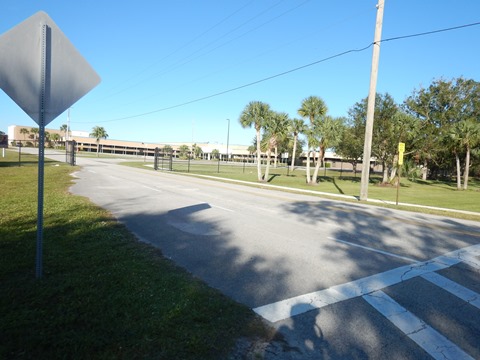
363,290,474,360
421,272,480,310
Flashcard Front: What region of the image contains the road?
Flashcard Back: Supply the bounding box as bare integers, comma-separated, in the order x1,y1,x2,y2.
62,154,480,359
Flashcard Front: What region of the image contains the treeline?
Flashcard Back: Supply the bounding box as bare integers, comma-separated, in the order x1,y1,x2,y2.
239,77,480,189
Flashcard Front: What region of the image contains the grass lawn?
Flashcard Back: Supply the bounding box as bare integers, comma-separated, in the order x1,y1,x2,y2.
121,157,480,216
0,150,270,359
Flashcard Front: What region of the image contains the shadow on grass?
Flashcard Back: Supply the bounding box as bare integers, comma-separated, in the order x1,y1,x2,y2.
0,202,273,360
266,174,280,183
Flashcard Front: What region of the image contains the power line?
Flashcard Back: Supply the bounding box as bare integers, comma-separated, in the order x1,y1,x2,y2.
95,0,309,105
82,44,372,124
79,20,480,124
379,21,480,43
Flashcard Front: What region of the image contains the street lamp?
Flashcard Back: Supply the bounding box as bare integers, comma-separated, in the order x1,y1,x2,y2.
226,118,230,162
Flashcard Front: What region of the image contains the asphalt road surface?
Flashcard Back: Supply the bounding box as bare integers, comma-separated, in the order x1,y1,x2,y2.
63,154,480,359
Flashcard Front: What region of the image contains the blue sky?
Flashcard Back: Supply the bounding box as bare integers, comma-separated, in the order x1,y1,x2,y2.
1,1,479,146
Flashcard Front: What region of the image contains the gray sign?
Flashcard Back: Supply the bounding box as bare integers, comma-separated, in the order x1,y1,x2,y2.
0,11,100,125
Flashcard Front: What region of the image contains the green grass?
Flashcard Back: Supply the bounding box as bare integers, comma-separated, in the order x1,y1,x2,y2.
0,150,270,359
122,158,480,217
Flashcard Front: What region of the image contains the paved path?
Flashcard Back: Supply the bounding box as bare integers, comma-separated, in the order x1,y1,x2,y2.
35,150,480,358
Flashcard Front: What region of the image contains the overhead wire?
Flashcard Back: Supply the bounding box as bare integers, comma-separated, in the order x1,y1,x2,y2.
95,0,284,102
95,0,314,114
94,0,257,101
76,20,480,124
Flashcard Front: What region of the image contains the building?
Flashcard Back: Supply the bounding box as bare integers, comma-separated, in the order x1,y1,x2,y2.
7,124,379,171
7,125,252,161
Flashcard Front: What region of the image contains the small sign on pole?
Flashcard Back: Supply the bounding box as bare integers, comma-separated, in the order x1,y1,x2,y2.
398,142,405,166
396,142,406,205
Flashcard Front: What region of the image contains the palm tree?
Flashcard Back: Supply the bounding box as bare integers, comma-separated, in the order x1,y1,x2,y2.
89,126,108,157
178,144,190,159
19,128,29,144
312,116,344,180
298,96,328,184
50,133,61,148
163,145,173,156
267,112,290,168
44,132,51,148
288,118,306,171
30,127,39,147
60,124,68,141
450,119,480,190
239,101,271,182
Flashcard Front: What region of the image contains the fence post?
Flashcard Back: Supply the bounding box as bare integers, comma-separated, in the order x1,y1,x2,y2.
154,147,159,170
70,141,76,166
217,157,220,173
169,154,173,171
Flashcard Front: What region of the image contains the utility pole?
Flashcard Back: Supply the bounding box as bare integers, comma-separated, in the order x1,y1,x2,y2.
360,0,385,201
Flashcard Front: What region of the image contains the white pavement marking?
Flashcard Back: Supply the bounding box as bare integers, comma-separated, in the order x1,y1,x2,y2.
363,290,474,360
421,272,480,310
142,185,161,192
331,237,417,262
253,243,480,323
210,204,234,212
461,254,480,270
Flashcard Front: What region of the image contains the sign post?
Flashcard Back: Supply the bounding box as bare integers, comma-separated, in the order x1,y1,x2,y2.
0,12,100,278
396,142,405,206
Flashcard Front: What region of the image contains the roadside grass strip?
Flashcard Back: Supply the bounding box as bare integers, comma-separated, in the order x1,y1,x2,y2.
253,243,480,323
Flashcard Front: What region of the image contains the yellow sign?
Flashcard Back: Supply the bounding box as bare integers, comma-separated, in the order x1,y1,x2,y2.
398,152,404,165
398,142,405,152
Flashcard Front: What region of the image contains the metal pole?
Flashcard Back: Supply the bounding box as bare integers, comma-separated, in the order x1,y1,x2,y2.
360,0,385,201
36,24,49,279
226,118,230,163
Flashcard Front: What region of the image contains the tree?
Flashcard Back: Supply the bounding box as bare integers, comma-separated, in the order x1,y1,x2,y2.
314,115,344,174
50,133,61,148
336,115,364,177
239,101,271,182
405,81,455,180
298,96,328,184
288,118,306,171
163,145,173,155
192,143,202,159
211,149,220,160
450,119,480,190
265,111,290,168
370,93,401,183
44,131,51,147
60,124,68,140
405,77,480,185
30,127,39,147
19,128,29,142
178,144,190,159
348,93,402,184
89,126,108,157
